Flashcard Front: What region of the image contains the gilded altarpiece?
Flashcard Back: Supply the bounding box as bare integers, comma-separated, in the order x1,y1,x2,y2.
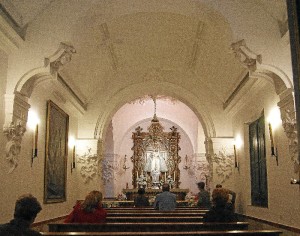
131,115,181,189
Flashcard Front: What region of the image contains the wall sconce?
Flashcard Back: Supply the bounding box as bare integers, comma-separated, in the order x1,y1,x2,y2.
183,155,190,170
267,107,281,166
123,155,130,170
233,144,238,169
28,110,40,166
69,136,76,173
233,134,242,170
291,178,300,185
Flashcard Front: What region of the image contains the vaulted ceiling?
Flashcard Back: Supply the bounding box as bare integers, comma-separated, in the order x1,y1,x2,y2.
1,0,291,139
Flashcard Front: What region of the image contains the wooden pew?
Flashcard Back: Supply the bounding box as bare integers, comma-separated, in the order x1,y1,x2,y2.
106,216,203,222
105,208,208,212
41,230,283,236
107,212,207,217
105,207,205,210
48,222,249,232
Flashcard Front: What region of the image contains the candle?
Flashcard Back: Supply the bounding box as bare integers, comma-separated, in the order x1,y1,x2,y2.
268,123,275,155
34,124,38,157
72,146,76,168
233,144,237,168
164,172,166,181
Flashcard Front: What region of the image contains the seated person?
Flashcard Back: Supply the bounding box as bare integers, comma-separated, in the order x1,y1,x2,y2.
215,184,236,212
64,190,107,223
134,188,150,207
196,182,211,208
153,183,176,211
0,193,42,236
203,188,238,222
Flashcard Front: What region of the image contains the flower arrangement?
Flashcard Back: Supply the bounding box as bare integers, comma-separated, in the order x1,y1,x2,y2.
136,174,147,187
185,192,197,207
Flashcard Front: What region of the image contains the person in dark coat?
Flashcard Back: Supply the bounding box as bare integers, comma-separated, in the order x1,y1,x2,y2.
203,188,238,222
0,194,42,236
134,188,150,207
196,182,211,208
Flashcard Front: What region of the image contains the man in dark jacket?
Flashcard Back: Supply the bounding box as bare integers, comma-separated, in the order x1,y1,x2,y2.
0,194,42,236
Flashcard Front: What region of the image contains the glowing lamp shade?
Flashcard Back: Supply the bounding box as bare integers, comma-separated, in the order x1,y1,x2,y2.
68,136,76,148
234,134,243,149
267,107,281,130
28,110,40,130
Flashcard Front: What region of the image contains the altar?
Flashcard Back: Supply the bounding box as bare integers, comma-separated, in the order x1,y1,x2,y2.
123,188,189,201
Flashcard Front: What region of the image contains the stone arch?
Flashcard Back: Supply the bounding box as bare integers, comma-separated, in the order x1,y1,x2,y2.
251,65,299,172
94,80,216,143
3,42,77,173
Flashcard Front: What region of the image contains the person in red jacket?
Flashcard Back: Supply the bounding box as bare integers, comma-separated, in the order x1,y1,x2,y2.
64,190,107,223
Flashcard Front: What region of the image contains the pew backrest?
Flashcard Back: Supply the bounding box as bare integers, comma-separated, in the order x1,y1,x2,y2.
48,222,249,232
41,229,282,236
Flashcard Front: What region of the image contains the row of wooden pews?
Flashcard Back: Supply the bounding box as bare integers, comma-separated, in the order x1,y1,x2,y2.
42,207,282,236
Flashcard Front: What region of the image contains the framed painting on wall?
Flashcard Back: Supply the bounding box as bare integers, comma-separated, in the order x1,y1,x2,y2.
44,100,69,203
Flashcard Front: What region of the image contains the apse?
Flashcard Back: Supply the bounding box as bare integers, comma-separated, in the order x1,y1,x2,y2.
103,96,208,198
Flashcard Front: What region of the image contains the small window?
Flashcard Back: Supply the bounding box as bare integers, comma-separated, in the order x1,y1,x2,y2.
249,114,268,207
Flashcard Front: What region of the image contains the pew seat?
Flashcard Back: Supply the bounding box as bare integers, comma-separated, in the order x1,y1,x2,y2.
41,230,282,236
48,222,249,232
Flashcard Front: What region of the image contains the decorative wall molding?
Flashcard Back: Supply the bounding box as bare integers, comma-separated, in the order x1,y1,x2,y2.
277,88,299,173
3,121,26,173
212,147,234,183
231,39,262,72
100,23,119,71
129,95,178,105
188,21,204,70
77,147,99,183
281,109,299,172
2,92,30,172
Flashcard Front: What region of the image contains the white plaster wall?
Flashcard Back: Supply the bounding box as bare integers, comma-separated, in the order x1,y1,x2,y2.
0,80,83,223
232,80,300,229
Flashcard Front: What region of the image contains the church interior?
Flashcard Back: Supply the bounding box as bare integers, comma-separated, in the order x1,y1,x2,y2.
0,0,300,234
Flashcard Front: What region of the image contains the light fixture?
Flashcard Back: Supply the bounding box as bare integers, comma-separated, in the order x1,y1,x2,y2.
122,155,130,170
28,110,40,166
267,107,281,165
233,134,242,170
69,136,76,173
183,155,190,170
291,178,300,185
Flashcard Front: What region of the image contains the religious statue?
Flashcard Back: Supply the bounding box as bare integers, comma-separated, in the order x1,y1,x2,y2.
144,149,168,173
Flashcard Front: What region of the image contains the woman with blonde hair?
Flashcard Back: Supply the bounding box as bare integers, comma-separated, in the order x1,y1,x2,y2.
64,191,107,223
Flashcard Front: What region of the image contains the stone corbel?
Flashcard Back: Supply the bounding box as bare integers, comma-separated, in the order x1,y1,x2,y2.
231,39,262,72
44,42,76,76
